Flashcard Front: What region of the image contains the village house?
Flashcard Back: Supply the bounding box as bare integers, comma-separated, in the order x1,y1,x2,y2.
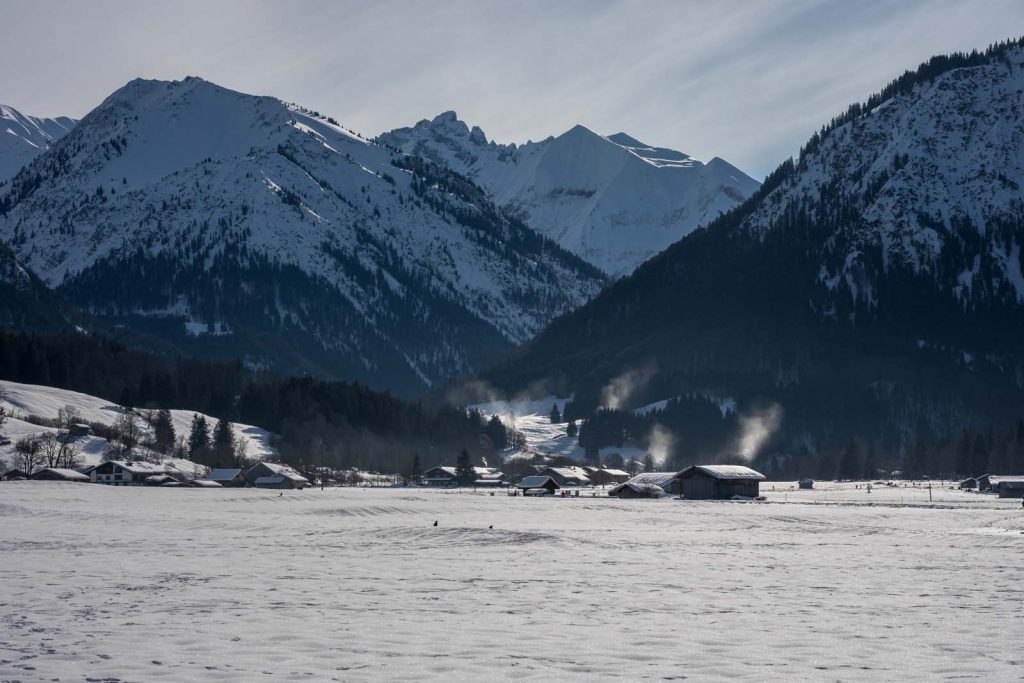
473,467,506,487
208,468,246,487
89,460,170,486
673,465,765,500
423,465,458,486
30,468,90,483
585,468,630,486
517,475,559,495
246,462,309,489
537,466,591,487
608,472,677,498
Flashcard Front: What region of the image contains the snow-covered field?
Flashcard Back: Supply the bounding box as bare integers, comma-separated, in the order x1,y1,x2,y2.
1,482,1021,680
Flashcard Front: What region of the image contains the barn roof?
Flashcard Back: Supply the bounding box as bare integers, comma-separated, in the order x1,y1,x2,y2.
988,475,1024,484
608,472,676,495
109,460,169,474
676,465,766,481
189,479,223,487
424,466,457,478
209,468,243,481
600,468,630,477
35,468,90,481
518,475,558,489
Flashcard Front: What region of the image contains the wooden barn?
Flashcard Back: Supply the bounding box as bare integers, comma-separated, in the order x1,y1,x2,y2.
587,468,631,486
30,468,90,483
673,465,765,500
536,466,591,487
423,466,458,487
208,468,246,487
995,478,1024,498
517,475,559,495
246,462,308,489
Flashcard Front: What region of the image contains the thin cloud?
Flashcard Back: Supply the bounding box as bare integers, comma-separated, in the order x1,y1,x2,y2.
0,0,1020,178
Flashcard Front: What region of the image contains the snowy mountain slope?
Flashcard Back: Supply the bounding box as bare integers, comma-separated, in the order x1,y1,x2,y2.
483,40,1024,454
0,379,276,470
0,105,75,183
0,78,605,396
379,113,760,276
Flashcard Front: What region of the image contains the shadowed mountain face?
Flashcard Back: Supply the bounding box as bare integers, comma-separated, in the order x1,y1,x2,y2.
0,105,76,184
0,78,605,397
482,41,1024,463
380,114,760,277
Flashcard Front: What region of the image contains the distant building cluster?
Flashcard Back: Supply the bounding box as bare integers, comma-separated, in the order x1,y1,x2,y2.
958,472,1024,498
2,460,309,489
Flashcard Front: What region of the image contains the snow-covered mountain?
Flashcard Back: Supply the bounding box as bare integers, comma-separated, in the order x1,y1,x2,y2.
379,113,760,276
484,40,1024,453
0,78,605,396
0,105,76,183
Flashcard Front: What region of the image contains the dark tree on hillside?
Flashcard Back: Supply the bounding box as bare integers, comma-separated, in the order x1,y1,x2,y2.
549,403,562,424
484,415,508,451
409,452,422,484
153,408,176,454
188,414,210,457
862,444,878,481
838,439,862,480
212,418,236,465
566,420,577,438
642,453,654,473
455,448,474,486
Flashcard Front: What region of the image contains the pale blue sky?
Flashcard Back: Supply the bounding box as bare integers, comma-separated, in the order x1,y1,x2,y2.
1,0,1021,177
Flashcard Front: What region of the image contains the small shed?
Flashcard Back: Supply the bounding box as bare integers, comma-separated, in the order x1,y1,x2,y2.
673,465,766,500
958,477,978,490
799,478,814,489
2,469,29,481
68,423,92,438
517,475,559,495
145,473,178,486
30,468,90,483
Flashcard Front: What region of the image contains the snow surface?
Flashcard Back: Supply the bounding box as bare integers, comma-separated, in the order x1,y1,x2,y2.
0,379,276,467
0,482,1020,680
380,113,761,277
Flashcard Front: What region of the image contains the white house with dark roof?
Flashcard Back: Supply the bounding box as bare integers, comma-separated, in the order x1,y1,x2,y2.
89,460,170,486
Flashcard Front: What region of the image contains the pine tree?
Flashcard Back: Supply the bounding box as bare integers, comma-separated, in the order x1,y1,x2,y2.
212,418,235,464
187,414,210,457
861,444,878,481
642,453,654,472
838,438,862,480
455,448,474,486
549,403,562,424
484,416,507,451
566,420,578,438
409,452,422,484
153,408,176,454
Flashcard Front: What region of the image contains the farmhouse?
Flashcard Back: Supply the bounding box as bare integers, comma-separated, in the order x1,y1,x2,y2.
608,472,677,498
517,475,559,495
423,466,458,486
90,460,169,486
246,462,308,489
673,465,765,500
208,468,246,487
473,467,506,487
30,468,90,483
537,466,591,487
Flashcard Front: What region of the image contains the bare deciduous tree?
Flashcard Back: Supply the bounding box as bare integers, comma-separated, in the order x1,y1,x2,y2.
14,436,43,474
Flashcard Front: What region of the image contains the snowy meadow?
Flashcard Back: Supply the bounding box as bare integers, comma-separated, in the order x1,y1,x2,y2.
1,482,1022,681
